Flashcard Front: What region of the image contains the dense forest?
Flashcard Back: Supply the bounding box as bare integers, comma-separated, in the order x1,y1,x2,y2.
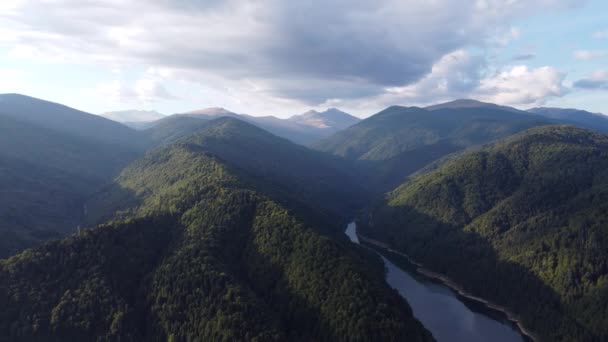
5,93,608,342
88,117,368,231
314,102,552,191
0,132,433,341
0,96,144,258
360,126,608,341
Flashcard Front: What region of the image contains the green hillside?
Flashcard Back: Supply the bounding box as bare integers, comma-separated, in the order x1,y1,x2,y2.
315,104,550,191
360,125,608,341
0,114,141,258
0,131,433,341
89,117,367,229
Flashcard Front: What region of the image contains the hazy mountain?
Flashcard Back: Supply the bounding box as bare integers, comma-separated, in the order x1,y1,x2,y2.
289,108,360,131
0,94,146,149
425,99,523,113
90,117,368,227
0,105,143,257
101,110,165,129
145,107,358,145
0,116,432,342
315,104,550,191
528,107,608,134
360,126,608,341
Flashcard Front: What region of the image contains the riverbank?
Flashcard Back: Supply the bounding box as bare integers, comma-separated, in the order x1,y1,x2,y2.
357,233,539,342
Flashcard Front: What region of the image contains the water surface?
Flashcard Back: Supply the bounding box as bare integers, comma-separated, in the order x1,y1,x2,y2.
345,222,527,342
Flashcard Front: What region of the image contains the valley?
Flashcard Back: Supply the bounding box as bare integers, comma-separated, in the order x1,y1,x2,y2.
2,94,608,341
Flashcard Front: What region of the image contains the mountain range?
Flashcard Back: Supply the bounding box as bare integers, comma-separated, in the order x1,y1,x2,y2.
103,106,360,145
101,110,166,129
2,93,608,341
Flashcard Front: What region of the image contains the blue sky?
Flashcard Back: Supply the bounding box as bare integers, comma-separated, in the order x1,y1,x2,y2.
0,0,606,118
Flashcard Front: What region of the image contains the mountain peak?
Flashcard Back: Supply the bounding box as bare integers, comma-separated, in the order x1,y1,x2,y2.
290,108,359,130
426,99,521,113
182,107,236,116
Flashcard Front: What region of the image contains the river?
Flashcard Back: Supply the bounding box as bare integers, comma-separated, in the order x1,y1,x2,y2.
345,222,529,342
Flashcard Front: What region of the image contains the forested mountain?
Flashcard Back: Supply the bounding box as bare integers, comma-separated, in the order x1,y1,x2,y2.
0,106,143,258
315,104,550,191
359,125,608,341
89,117,368,229
143,107,359,145
142,115,213,147
528,107,608,134
0,94,147,149
0,121,433,342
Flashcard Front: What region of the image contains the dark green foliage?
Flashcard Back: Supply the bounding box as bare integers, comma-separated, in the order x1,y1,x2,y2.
361,126,608,341
89,117,368,230
0,113,142,258
528,107,608,134
1,134,433,341
315,105,551,191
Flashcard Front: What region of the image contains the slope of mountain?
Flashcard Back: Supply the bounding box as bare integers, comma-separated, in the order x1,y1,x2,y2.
0,123,433,342
315,104,550,191
528,107,608,134
0,109,143,258
143,115,213,147
101,110,165,129
425,99,522,113
144,107,358,145
289,108,360,132
89,117,368,230
359,126,608,341
0,94,146,149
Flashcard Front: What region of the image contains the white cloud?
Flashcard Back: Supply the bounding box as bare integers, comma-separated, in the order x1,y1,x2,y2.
0,0,584,108
83,78,176,105
574,50,608,60
475,66,567,105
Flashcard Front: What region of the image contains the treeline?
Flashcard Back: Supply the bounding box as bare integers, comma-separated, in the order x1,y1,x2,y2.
1,127,433,341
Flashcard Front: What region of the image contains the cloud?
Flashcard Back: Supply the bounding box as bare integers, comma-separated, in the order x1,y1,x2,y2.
512,53,536,61
475,65,568,105
328,54,567,111
380,50,486,105
573,70,608,90
84,79,176,104
574,50,608,60
0,0,585,107
593,31,608,39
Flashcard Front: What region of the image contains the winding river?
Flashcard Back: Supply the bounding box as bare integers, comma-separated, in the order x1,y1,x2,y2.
345,222,529,342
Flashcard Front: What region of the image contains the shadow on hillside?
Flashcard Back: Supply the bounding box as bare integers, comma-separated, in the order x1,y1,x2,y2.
355,141,462,193
357,205,593,341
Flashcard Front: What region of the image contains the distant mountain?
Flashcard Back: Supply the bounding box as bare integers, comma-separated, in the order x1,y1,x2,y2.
143,115,213,147
101,110,165,129
145,107,358,145
528,107,608,134
90,117,368,227
179,107,240,118
315,104,550,191
289,108,360,132
425,99,522,113
360,126,608,341
0,116,432,342
0,94,146,149
0,97,145,257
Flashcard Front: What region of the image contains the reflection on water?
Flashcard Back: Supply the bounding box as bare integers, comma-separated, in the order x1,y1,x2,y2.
345,222,526,342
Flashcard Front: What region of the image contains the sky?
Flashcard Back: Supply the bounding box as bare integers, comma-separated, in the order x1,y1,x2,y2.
0,0,607,118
